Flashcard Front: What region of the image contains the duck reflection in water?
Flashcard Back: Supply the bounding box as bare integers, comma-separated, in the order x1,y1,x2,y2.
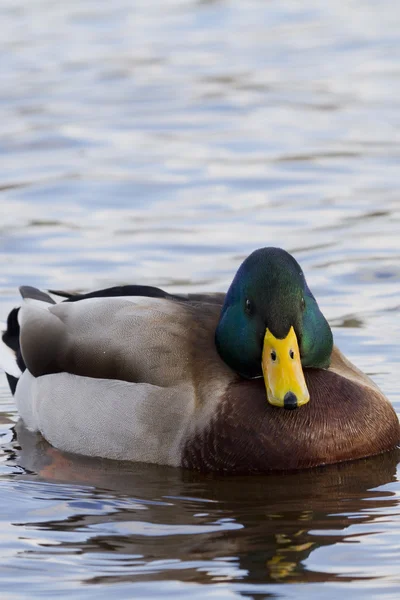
11,421,400,587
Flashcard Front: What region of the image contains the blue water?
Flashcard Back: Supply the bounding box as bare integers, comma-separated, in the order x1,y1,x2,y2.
1,1,400,598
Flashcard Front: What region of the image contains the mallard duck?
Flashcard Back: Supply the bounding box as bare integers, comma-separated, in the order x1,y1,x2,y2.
1,247,398,473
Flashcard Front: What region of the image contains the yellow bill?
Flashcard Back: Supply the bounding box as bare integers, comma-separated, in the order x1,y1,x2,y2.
261,326,310,409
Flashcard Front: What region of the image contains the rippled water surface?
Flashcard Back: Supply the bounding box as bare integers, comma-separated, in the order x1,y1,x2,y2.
1,1,400,598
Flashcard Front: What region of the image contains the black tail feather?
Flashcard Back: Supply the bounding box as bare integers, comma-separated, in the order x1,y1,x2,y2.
48,285,177,303
6,373,18,395
2,307,25,376
47,289,73,299
2,308,20,353
19,286,56,304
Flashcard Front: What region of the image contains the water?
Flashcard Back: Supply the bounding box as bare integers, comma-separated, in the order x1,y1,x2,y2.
1,0,400,597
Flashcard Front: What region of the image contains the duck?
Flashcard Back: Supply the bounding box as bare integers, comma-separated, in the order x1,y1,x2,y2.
0,247,398,473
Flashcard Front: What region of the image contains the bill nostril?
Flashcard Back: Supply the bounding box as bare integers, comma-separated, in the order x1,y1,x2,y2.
284,391,298,410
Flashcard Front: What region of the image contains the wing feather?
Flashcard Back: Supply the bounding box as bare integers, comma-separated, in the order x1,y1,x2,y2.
19,296,218,387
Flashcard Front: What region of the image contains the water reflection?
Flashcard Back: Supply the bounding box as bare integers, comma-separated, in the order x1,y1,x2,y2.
7,422,400,588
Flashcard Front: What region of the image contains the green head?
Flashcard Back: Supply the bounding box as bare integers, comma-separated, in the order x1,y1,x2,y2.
215,247,333,409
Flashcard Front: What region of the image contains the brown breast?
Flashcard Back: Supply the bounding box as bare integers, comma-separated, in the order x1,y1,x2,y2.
182,367,400,473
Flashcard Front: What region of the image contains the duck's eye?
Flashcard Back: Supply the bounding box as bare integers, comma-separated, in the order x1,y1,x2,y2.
301,297,306,311
289,349,295,359
245,298,252,314
270,350,277,362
